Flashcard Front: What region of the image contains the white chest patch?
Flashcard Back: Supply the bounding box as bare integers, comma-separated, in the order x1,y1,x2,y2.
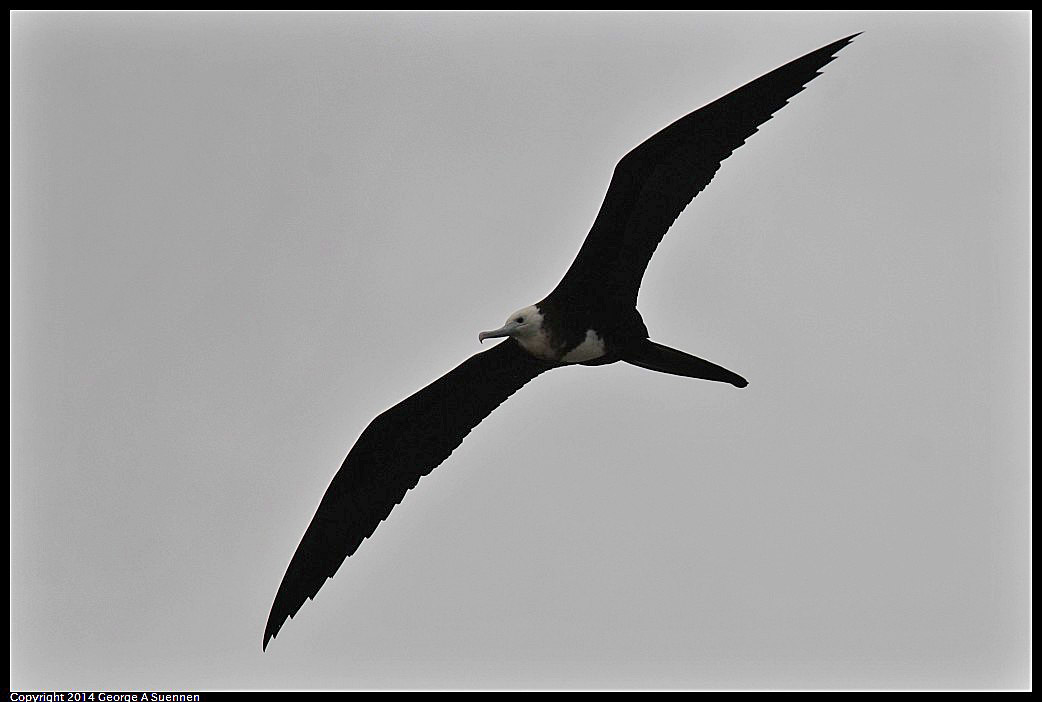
561,329,606,363
516,331,557,361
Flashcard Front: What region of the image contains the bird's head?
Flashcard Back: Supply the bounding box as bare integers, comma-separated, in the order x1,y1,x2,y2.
478,305,543,344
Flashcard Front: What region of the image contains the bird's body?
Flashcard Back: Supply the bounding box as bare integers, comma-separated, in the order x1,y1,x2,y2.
482,303,641,365
264,33,859,649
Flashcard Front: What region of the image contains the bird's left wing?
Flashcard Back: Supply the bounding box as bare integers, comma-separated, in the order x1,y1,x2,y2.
264,339,556,649
550,34,858,307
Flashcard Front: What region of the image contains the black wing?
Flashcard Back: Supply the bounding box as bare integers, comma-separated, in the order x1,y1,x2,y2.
264,339,556,649
550,34,858,307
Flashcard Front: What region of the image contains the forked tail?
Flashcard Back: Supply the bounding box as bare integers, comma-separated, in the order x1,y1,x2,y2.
623,339,748,388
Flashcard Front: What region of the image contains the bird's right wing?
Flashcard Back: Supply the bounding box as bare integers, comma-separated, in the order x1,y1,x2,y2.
264,339,556,650
550,34,858,307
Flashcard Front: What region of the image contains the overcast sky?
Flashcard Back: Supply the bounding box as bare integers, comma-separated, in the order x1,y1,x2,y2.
10,11,1030,691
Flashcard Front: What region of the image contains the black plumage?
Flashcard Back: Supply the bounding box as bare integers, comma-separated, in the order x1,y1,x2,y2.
264,340,553,650
264,34,857,650
553,34,859,310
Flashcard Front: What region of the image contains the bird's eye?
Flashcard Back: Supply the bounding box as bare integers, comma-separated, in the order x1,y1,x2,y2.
515,317,524,323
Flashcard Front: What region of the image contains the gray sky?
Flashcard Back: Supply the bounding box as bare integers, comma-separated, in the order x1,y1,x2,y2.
10,11,1030,690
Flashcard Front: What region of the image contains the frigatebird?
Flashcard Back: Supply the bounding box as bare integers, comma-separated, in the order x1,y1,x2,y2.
264,33,858,649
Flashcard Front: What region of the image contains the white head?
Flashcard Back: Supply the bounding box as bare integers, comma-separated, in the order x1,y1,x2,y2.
478,305,543,344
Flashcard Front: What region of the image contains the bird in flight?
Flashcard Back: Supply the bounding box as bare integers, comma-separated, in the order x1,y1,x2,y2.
264,33,858,650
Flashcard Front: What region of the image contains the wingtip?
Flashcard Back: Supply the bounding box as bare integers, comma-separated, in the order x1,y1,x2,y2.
836,32,863,49
810,33,861,59
263,613,285,652
806,33,860,70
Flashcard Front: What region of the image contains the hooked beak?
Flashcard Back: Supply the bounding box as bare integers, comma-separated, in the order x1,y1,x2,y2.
478,321,520,343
